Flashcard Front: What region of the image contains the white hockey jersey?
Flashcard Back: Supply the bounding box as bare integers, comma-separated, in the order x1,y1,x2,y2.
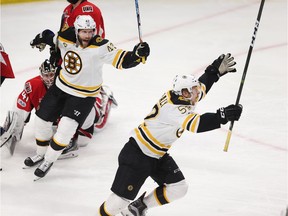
54,29,131,98
131,84,206,159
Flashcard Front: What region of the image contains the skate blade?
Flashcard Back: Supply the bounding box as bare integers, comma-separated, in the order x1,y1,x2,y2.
58,152,78,160
22,166,34,170
33,176,43,182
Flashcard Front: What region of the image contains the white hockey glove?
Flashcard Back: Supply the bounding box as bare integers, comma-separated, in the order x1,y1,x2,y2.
0,111,25,155
212,53,236,77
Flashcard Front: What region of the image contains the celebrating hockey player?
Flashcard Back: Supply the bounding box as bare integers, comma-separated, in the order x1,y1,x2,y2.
98,53,243,216
29,15,150,180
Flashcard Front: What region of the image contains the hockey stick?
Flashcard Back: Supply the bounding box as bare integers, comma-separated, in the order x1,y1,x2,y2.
224,0,266,152
134,0,146,64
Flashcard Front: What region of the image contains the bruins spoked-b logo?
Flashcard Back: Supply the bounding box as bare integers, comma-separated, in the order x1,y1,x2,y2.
64,51,82,74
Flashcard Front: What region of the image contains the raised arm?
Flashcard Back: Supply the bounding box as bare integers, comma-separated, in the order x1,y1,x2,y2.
198,53,236,93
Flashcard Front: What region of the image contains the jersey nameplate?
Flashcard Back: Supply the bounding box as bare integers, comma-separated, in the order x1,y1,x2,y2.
82,6,93,13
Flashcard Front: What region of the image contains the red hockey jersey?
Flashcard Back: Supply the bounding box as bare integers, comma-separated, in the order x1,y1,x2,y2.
16,76,47,112
61,0,105,38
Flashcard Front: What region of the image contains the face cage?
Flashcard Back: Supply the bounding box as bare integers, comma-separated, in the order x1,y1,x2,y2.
41,72,55,89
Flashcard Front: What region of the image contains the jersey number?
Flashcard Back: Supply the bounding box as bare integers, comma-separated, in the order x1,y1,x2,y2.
144,104,159,120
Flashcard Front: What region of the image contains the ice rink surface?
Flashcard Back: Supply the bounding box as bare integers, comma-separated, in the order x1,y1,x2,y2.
0,0,287,215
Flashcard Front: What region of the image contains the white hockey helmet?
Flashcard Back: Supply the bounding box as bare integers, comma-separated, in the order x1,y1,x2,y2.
172,74,200,95
39,59,56,89
74,15,96,33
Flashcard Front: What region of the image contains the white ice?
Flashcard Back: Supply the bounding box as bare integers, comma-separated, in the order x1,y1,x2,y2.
0,0,287,215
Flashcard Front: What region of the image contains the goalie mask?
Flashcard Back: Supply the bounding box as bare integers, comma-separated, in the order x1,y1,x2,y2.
74,15,96,47
39,59,56,89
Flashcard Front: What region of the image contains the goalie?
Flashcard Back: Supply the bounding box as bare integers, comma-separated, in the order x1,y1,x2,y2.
0,59,117,158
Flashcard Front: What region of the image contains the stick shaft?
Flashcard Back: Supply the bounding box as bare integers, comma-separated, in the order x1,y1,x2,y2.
224,0,266,152
134,0,143,42
134,0,145,63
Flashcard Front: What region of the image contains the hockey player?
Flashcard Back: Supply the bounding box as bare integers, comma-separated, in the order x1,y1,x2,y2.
98,53,243,216
1,59,116,158
29,15,150,179
54,0,110,129
0,60,55,156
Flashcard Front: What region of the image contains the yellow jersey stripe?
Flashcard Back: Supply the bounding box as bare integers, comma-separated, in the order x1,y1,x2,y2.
58,36,74,44
59,71,102,92
112,50,124,68
182,113,196,129
189,115,200,132
134,128,166,156
72,89,101,97
140,123,171,149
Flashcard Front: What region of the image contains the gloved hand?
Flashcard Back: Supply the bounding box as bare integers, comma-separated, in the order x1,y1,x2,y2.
212,53,236,77
30,33,46,52
49,47,61,68
217,104,243,124
133,42,150,58
30,29,54,52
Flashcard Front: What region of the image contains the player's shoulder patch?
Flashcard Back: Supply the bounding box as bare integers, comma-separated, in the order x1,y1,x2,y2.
24,76,43,94
168,90,190,105
82,5,93,13
25,82,32,94
90,35,108,46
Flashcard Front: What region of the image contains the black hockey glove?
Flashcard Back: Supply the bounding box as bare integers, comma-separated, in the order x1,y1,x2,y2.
30,29,55,52
133,42,150,58
49,47,61,68
217,104,243,124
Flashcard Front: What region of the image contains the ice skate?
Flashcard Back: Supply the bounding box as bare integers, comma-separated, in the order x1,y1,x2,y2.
58,137,78,160
125,192,147,216
24,154,44,167
34,160,53,180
